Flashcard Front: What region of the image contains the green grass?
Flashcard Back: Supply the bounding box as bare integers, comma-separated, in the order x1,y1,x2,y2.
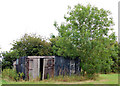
0,74,1,86
94,74,118,84
1,73,119,85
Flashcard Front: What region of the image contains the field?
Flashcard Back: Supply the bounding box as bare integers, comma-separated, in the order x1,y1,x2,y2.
0,73,119,85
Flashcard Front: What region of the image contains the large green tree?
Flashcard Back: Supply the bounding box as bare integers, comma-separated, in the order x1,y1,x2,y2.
53,4,117,76
11,33,52,56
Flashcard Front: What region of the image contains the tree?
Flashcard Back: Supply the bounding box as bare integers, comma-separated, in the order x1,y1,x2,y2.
54,4,117,76
118,43,120,73
11,33,52,57
49,35,60,56
100,41,119,73
2,33,53,69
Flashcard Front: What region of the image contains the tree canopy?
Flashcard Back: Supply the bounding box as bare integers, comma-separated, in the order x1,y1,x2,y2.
11,33,52,57
2,33,53,69
53,4,117,76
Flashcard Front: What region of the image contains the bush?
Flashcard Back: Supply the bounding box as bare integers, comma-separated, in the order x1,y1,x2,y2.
2,68,24,81
2,69,18,81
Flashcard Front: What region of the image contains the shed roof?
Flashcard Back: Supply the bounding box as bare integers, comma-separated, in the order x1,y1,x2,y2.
27,56,55,59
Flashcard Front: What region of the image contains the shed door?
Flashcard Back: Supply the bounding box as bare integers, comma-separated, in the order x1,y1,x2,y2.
28,59,33,79
44,58,54,79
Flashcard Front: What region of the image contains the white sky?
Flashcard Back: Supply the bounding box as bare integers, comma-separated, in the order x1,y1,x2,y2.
0,0,119,52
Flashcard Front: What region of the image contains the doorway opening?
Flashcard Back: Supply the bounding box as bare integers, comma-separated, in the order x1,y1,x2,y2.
40,58,44,80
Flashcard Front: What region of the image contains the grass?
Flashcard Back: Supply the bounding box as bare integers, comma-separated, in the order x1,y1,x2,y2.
0,74,1,86
0,73,119,85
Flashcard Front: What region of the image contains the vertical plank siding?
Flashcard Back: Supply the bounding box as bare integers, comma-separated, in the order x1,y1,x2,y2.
15,56,81,80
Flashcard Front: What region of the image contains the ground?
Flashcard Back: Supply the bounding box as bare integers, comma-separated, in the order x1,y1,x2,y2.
0,73,119,85
0,74,118,84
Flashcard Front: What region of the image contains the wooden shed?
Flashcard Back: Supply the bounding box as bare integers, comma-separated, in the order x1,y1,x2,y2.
14,56,81,80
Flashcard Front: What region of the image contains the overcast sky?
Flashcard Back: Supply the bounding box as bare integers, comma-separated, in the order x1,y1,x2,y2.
0,0,119,52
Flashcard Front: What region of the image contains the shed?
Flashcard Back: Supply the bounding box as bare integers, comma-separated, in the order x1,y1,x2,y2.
14,56,81,80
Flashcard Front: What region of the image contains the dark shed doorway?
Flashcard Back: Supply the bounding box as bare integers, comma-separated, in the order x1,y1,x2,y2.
40,58,44,80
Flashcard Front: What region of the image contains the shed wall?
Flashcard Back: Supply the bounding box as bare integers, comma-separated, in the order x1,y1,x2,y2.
55,56,70,76
15,56,81,80
54,56,81,76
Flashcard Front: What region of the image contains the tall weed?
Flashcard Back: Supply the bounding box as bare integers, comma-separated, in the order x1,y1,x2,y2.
2,69,24,81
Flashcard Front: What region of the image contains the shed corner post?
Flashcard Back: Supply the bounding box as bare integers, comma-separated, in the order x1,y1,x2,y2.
42,59,45,80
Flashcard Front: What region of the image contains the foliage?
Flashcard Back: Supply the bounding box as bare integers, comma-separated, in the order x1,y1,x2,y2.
49,35,60,56
2,50,19,70
2,33,53,69
11,33,52,56
19,72,24,80
2,69,19,81
2,69,25,81
53,4,117,76
0,60,1,73
118,43,120,73
99,41,119,73
118,43,120,57
110,42,119,73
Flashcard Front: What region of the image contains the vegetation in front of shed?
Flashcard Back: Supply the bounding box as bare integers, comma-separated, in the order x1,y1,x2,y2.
1,74,118,84
46,74,99,82
2,69,24,81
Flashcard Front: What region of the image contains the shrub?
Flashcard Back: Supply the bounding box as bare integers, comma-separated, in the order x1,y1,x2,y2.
19,72,24,81
2,69,19,81
46,74,98,82
47,73,50,79
2,68,24,81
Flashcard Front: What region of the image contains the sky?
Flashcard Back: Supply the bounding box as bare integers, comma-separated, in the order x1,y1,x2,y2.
0,0,119,52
